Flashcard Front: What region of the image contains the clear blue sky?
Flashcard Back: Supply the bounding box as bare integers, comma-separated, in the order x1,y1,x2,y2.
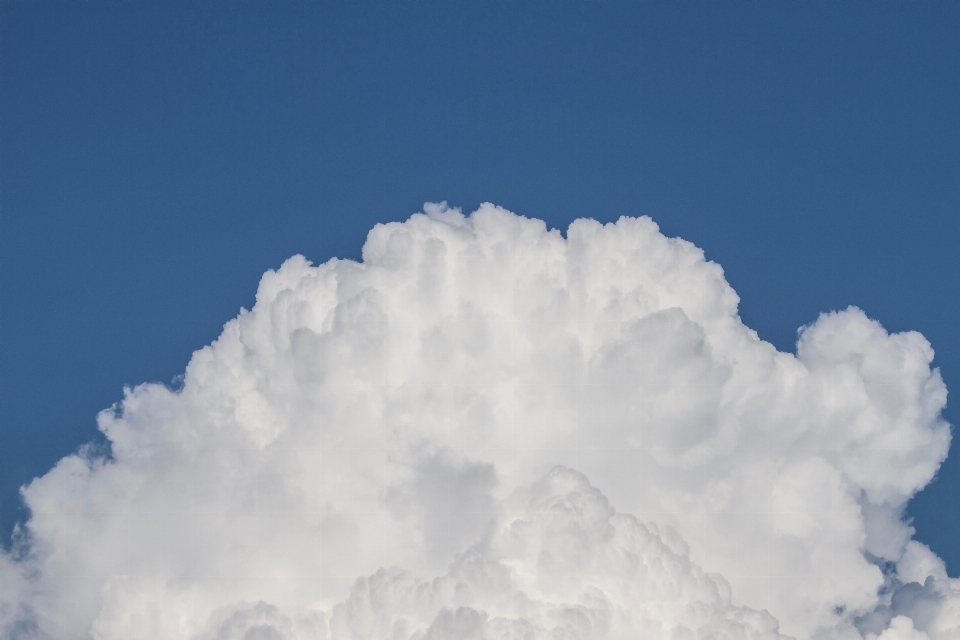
2,2,958,571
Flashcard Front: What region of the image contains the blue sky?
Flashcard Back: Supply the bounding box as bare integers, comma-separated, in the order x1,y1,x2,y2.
1,0,958,574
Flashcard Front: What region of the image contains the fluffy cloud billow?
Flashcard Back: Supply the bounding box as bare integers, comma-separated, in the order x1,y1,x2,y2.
1,203,957,639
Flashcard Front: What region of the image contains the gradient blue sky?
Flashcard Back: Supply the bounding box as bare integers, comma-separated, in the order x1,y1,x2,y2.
2,2,958,572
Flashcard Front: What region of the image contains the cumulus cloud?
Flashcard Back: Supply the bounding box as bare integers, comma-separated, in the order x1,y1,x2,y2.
0,203,956,639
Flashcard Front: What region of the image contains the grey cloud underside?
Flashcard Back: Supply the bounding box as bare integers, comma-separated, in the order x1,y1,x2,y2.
1,203,957,639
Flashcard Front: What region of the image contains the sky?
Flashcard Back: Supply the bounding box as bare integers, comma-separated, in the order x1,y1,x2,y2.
1,2,959,637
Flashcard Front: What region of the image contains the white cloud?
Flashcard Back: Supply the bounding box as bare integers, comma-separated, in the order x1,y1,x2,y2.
1,203,956,639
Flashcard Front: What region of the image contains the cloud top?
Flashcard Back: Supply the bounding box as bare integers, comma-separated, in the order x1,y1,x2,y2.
1,203,956,639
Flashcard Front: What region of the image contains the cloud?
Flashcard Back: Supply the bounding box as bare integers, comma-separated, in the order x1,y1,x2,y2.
0,203,956,639
197,467,785,640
